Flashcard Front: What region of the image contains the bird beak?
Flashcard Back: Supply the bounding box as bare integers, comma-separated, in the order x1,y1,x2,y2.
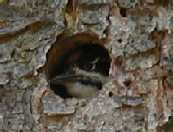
49,74,82,85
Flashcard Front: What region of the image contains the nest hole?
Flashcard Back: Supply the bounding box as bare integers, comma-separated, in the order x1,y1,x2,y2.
45,33,111,98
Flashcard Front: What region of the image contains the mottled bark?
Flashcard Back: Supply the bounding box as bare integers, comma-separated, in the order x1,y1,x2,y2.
0,0,173,132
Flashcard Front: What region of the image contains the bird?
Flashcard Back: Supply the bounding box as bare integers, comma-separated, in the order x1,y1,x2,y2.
49,72,103,98
46,33,110,98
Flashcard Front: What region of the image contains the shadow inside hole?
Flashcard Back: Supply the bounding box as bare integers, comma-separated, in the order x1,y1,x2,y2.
120,8,127,17
45,34,111,98
108,91,113,97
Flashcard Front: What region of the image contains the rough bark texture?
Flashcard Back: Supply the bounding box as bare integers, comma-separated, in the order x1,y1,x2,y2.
1,0,173,132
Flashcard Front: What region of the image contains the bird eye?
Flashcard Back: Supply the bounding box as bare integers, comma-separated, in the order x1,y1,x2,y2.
83,63,93,71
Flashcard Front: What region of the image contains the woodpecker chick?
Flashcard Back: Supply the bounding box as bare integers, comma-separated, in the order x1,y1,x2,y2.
48,42,110,98
50,76,100,98
49,68,109,98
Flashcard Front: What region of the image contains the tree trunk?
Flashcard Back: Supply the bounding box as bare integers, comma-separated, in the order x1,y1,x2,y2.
0,0,173,132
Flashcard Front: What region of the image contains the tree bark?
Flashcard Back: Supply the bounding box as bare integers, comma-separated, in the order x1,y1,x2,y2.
0,0,173,132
